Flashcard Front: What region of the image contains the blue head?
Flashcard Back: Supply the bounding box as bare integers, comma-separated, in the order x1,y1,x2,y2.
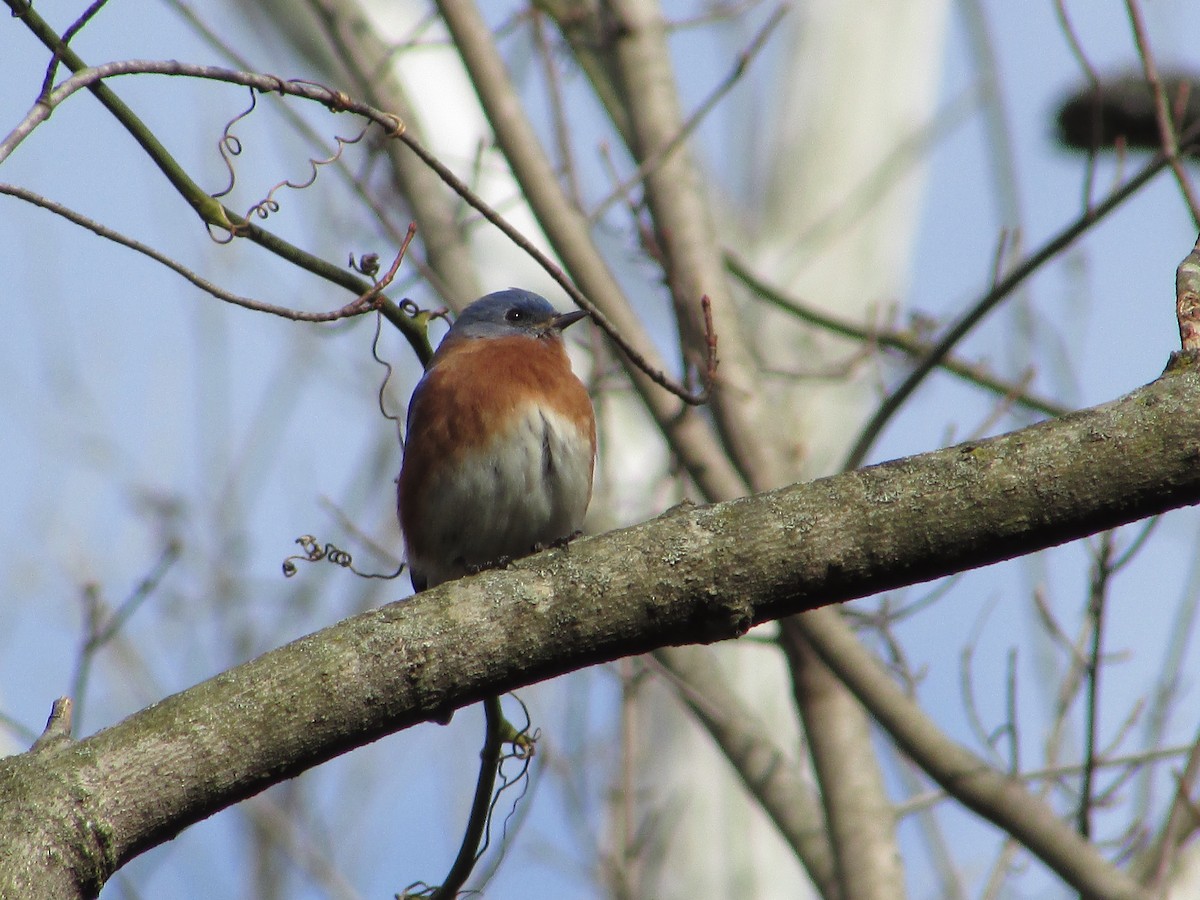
447,289,587,341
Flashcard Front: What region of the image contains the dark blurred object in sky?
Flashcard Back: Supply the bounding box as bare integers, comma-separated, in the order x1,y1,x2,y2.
1057,72,1200,158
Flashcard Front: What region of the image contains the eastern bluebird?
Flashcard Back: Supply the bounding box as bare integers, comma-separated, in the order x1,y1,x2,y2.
397,289,596,592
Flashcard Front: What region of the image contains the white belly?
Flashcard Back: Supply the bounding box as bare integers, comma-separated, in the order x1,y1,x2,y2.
411,403,592,587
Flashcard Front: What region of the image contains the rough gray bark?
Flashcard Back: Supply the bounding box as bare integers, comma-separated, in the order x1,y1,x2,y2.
1,359,1198,899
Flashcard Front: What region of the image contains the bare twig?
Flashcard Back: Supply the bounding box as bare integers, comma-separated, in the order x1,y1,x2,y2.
785,609,1152,900
1032,586,1091,672
960,617,1004,766
1,7,434,354
1093,698,1147,810
1004,648,1020,776
1123,0,1200,227
1146,727,1200,889
69,542,182,724
896,743,1196,817
1052,0,1102,208
842,123,1200,470
37,0,111,101
729,253,1068,417
531,9,584,208
0,184,419,330
587,5,786,222
394,108,717,407
1136,518,1200,824
1078,532,1116,839
0,58,405,186
891,755,968,900
959,0,1024,231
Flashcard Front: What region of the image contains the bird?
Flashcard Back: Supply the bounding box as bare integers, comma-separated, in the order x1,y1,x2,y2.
397,289,596,592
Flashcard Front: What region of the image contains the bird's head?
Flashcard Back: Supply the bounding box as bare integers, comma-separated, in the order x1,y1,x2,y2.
448,289,588,341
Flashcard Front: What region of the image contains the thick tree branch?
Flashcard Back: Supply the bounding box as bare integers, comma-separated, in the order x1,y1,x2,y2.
2,361,1199,898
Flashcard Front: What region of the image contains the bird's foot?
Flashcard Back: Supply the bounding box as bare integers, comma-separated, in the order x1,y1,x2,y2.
533,530,584,554
465,555,513,576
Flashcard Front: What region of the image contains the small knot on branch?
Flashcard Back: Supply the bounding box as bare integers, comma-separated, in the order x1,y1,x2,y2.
31,697,74,751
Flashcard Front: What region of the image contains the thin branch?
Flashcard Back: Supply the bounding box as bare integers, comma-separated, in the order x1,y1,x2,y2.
1052,0,1102,209
1135,515,1200,823
531,9,584,208
960,603,1007,768
69,541,181,725
1,5,432,354
895,743,1197,817
783,609,1151,900
891,755,967,900
0,183,417,327
425,697,504,900
1123,0,1200,227
1004,648,1021,776
842,123,1200,470
1078,532,1116,839
395,118,717,406
587,5,786,222
648,646,838,897
1032,586,1091,672
958,0,1024,230
1146,726,1200,889
728,253,1069,418
37,0,111,100
1,58,406,165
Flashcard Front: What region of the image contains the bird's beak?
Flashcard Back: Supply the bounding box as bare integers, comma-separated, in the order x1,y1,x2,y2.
551,309,588,331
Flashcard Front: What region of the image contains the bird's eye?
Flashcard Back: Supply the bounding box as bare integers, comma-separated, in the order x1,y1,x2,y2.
505,308,525,323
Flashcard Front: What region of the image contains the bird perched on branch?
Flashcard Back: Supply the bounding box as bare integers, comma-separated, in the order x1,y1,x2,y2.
397,289,596,592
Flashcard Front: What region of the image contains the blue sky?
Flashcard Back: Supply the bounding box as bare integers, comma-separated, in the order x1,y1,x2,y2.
2,1,1199,897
